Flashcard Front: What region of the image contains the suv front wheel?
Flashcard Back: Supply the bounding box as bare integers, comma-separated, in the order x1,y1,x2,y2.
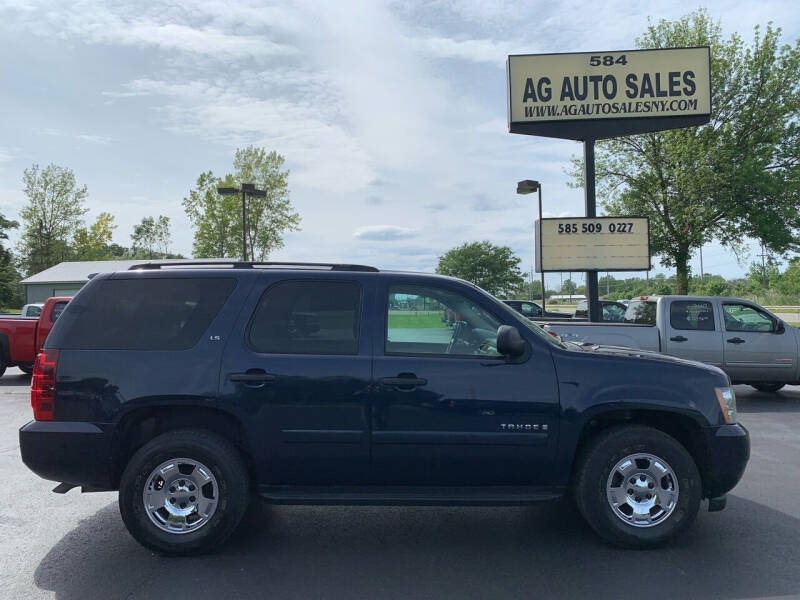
119,429,249,555
573,425,701,548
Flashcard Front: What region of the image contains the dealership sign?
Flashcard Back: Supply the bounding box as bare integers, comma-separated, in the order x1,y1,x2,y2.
508,47,711,140
535,217,650,272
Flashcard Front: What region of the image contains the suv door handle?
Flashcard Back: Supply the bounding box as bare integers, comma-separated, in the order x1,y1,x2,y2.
380,376,427,390
230,371,276,383
670,335,688,342
726,337,746,344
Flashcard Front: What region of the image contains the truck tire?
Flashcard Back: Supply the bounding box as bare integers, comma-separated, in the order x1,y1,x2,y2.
751,383,785,393
573,425,701,548
0,359,6,378
119,429,249,556
18,364,33,375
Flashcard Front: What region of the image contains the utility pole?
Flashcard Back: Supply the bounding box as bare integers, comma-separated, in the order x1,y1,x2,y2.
759,242,768,288
699,246,704,278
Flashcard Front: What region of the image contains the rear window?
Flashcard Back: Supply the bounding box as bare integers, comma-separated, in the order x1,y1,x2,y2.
53,278,235,350
624,301,656,325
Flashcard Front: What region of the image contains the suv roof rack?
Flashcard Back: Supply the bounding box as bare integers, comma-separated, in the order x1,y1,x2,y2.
127,261,379,272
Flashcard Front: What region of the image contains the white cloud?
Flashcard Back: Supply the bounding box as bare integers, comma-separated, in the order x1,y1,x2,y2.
353,225,418,240
75,134,111,144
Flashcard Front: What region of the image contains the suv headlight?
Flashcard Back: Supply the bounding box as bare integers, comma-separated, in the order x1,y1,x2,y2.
715,386,738,424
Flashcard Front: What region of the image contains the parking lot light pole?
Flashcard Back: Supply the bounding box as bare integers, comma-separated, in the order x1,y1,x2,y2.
217,184,267,261
517,180,546,313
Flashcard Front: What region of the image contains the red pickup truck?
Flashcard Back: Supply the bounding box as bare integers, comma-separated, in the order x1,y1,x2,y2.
0,297,70,376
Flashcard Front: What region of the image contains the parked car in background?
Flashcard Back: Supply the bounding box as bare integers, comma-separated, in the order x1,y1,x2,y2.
545,295,800,392
20,262,748,555
0,297,70,375
502,299,571,320
574,299,628,322
21,303,44,318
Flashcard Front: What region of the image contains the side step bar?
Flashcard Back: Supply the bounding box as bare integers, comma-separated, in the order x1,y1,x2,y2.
257,485,565,506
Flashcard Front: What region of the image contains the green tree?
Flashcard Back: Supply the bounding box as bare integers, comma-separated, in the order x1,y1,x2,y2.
17,163,88,275
0,212,22,307
182,172,241,258
72,212,117,261
572,11,800,294
183,149,301,260
561,278,578,295
436,241,524,296
232,146,301,260
131,215,171,259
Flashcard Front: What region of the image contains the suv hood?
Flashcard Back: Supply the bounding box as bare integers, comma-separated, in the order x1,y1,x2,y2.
584,343,728,378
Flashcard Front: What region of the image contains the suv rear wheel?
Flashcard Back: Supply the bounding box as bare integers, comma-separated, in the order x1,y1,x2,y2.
119,429,249,556
573,425,701,548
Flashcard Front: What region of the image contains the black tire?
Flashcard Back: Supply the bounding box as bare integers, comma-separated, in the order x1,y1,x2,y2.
751,383,785,393
119,429,249,556
0,359,6,378
18,364,33,375
573,425,701,548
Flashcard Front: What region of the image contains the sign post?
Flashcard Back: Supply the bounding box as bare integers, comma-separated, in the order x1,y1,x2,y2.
508,47,711,320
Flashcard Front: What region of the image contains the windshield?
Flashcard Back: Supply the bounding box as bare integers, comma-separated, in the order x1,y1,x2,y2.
474,285,568,349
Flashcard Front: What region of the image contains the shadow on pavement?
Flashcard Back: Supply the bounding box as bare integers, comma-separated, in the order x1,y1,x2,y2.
0,372,30,387
34,495,800,600
737,391,800,414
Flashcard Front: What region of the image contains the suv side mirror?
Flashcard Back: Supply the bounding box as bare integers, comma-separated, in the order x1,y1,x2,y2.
776,320,786,334
497,325,525,357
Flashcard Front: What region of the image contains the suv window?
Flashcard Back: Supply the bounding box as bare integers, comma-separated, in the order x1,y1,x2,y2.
54,278,235,350
248,280,361,355
386,284,501,357
624,301,656,325
722,303,775,332
670,301,715,331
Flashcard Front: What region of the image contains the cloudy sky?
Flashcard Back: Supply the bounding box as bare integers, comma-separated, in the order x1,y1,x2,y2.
1,0,798,287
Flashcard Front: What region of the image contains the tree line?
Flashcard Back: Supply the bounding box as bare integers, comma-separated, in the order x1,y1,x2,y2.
0,145,300,308
436,240,800,304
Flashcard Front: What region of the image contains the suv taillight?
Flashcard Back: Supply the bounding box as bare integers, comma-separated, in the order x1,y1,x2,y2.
31,349,59,421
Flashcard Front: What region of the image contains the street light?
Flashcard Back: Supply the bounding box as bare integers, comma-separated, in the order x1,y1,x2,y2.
217,183,267,262
516,180,547,313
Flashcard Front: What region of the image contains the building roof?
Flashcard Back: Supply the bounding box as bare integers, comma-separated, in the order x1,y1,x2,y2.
20,259,230,285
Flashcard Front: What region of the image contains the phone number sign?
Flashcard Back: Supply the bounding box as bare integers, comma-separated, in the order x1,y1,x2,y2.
535,217,650,272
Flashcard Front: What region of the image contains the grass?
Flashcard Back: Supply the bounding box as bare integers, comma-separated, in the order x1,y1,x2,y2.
1,307,20,314
388,311,447,329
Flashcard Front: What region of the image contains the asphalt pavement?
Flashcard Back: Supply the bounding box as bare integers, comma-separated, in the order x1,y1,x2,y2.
2,367,800,600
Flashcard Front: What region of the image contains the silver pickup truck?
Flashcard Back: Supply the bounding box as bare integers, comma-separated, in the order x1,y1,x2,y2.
544,295,800,392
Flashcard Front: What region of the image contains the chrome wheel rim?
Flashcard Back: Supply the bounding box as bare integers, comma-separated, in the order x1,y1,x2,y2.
606,452,679,528
142,458,219,534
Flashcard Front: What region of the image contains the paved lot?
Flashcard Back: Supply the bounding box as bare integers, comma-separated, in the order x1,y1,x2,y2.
2,367,800,600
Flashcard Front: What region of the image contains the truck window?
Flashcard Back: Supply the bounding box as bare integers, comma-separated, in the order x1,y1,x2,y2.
386,284,501,357
623,301,656,325
670,301,715,331
50,301,68,322
248,280,361,355
53,278,236,350
722,303,775,332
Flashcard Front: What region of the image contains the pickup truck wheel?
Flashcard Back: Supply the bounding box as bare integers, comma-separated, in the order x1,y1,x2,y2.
18,364,33,375
119,429,249,556
573,425,701,548
751,383,785,393
0,360,6,377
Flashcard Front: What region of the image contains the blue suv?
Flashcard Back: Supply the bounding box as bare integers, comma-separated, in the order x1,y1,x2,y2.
20,262,749,554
